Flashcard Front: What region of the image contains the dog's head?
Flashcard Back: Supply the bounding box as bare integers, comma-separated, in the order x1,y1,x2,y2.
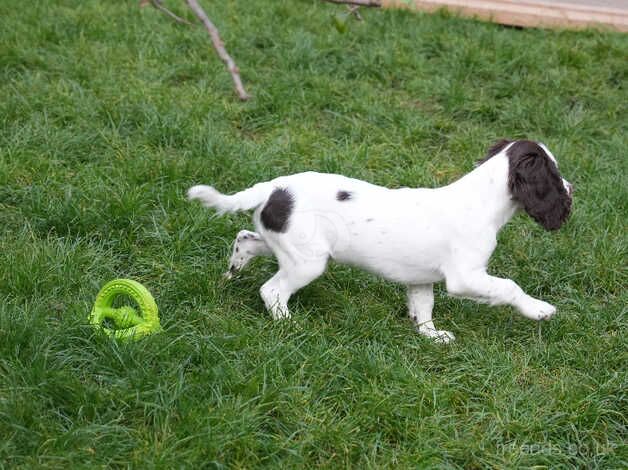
482,139,573,230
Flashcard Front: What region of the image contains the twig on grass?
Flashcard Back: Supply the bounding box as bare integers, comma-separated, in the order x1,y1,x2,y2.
142,0,251,100
322,0,382,7
348,5,364,21
185,0,251,101
142,0,193,25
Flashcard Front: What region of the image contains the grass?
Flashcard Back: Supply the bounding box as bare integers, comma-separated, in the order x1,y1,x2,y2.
0,0,626,467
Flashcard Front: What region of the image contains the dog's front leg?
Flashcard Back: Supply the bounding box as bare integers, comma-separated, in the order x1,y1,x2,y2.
446,271,556,321
408,284,455,343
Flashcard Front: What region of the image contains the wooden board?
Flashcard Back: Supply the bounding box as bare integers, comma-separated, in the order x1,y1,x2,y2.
383,0,628,32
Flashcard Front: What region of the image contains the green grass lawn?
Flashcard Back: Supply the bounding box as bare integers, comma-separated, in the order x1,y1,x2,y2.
1,0,626,467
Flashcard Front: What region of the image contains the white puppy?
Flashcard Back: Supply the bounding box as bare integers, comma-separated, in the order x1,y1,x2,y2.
188,139,573,342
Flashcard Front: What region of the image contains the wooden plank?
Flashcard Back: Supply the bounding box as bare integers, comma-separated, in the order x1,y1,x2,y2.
383,0,628,32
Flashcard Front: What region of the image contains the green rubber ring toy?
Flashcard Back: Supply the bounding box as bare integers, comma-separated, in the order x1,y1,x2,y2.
89,279,161,340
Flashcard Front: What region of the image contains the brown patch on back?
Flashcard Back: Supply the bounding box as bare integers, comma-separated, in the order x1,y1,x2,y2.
261,188,294,233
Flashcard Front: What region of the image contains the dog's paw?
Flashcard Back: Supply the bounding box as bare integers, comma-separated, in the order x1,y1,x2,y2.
270,309,292,321
417,326,456,344
521,299,557,321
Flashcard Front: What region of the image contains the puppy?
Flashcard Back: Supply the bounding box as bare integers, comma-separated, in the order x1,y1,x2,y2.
188,140,572,342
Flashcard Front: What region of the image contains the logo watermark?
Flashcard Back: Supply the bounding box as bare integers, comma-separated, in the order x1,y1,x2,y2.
496,440,618,456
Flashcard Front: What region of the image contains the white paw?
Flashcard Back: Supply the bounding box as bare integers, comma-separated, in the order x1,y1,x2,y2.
270,309,291,321
260,286,291,320
417,326,456,344
521,299,557,321
266,299,291,320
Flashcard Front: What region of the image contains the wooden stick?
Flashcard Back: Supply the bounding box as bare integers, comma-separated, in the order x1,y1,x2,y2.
323,0,382,7
348,5,364,20
185,0,251,101
144,0,193,25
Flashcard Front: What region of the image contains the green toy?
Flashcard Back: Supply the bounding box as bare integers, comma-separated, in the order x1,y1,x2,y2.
89,279,161,340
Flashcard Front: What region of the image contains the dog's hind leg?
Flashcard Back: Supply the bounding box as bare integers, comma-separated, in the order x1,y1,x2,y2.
224,230,273,279
408,284,455,343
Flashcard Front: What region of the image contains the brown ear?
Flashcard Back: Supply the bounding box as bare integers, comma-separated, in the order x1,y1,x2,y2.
477,139,513,165
507,141,571,230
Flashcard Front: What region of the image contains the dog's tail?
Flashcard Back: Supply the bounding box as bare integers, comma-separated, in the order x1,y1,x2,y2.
187,181,274,214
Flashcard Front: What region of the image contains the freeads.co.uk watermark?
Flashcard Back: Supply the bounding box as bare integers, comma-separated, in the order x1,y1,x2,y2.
496,440,619,456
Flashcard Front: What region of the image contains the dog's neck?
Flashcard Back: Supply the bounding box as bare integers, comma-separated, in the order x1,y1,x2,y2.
446,153,520,232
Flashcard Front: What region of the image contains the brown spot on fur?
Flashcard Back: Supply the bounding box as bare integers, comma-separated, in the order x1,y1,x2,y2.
261,188,294,233
336,190,353,201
